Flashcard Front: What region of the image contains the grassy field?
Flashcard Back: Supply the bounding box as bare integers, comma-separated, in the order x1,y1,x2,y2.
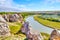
8,22,22,34
0,13,51,40
0,33,26,40
0,22,26,40
34,15,60,29
41,32,50,40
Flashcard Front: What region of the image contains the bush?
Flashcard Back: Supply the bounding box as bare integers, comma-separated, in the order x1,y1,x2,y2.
9,22,22,34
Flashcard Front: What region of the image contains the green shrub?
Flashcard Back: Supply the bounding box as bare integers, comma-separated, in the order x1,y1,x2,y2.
9,22,22,34
41,32,50,40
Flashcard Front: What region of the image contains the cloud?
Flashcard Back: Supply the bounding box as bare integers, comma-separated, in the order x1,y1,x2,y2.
0,0,60,11
0,0,29,12
41,0,60,9
45,0,60,4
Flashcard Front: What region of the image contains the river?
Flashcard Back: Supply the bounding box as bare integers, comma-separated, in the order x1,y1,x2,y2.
25,16,54,34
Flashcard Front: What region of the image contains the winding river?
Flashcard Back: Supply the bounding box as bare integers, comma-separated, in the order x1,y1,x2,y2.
25,16,54,34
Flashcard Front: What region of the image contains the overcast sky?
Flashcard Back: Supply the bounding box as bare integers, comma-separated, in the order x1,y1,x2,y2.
0,0,60,12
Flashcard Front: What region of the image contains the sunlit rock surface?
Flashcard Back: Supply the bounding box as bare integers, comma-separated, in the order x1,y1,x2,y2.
0,15,6,23
26,27,43,40
21,22,43,40
50,29,60,40
3,14,23,22
0,15,10,37
3,14,9,22
21,22,29,33
9,14,19,22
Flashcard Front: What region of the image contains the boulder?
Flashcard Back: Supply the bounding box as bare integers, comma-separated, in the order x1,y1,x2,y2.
50,29,60,40
0,15,10,37
0,15,6,23
9,14,19,22
3,14,9,22
0,22,10,37
13,14,20,19
26,27,43,40
3,14,24,23
21,22,29,33
21,22,43,40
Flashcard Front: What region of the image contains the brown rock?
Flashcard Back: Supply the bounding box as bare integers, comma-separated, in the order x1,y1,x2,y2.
0,15,6,23
3,14,9,22
0,23,10,37
50,29,60,40
26,27,43,40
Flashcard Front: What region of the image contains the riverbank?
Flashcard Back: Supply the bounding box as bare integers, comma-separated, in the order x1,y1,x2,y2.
41,32,50,40
0,13,51,40
25,16,51,40
34,15,60,30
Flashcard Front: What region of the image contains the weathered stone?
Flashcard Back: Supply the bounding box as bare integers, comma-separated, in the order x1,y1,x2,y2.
26,27,43,40
21,22,43,40
9,15,16,22
0,23,10,37
21,22,29,33
50,29,60,40
3,14,24,23
0,15,6,23
0,15,10,37
9,14,20,22
19,14,24,23
3,14,9,22
13,14,20,19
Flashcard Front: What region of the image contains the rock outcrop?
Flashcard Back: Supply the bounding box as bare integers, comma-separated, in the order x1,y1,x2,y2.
3,14,9,22
9,14,19,22
50,29,60,40
0,15,6,23
3,14,24,23
21,22,29,33
0,15,10,37
0,23,10,37
26,27,43,40
21,22,43,40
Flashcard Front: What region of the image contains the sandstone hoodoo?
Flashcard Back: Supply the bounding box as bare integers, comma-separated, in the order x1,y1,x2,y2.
0,22,10,37
21,22,29,33
0,15,6,23
3,14,9,22
26,27,43,40
50,29,60,40
21,22,43,40
19,14,24,23
0,15,11,37
3,14,24,23
9,14,19,22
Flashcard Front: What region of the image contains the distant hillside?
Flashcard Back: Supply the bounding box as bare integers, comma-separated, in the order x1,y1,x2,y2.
23,11,60,14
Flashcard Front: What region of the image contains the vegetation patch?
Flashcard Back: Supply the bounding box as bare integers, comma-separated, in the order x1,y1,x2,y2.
0,33,26,40
41,32,50,40
34,16,60,29
8,22,22,34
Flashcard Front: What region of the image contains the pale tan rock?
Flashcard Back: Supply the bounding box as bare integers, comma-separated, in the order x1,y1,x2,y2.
26,27,43,40
0,23,10,37
50,29,60,40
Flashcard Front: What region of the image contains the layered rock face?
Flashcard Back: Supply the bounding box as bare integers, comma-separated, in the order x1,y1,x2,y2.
0,15,10,37
3,14,9,22
3,14,23,22
50,29,60,40
21,22,29,33
0,23,10,37
21,22,43,40
26,27,43,40
0,15,6,23
9,14,19,22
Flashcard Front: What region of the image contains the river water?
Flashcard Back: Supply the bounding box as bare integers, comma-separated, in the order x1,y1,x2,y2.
25,16,54,34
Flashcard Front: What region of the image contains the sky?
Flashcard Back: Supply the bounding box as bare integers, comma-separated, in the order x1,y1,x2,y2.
0,0,60,12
